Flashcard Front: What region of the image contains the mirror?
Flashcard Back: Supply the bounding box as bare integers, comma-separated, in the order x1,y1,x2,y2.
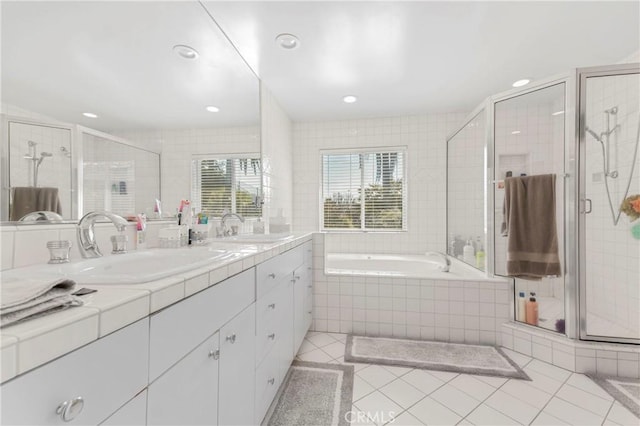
1,1,260,223
447,109,487,270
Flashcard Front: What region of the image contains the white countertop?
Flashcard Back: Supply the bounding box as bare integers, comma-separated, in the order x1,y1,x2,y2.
0,233,313,384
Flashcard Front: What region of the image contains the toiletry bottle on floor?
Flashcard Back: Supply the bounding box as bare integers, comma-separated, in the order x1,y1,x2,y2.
525,292,539,326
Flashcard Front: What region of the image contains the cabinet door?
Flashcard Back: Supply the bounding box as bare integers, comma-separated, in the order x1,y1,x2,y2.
147,332,219,426
100,390,147,426
218,304,255,426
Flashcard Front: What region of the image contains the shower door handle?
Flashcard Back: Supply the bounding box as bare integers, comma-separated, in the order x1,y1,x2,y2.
583,198,592,214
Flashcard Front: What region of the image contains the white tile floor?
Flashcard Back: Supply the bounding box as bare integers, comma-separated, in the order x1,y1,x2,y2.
296,332,639,426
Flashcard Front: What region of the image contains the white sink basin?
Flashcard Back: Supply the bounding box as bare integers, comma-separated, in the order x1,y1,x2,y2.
5,245,243,285
217,233,294,244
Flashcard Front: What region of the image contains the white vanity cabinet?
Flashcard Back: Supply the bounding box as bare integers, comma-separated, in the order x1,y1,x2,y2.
147,333,220,425
293,241,313,353
100,391,148,426
218,304,256,425
0,318,149,426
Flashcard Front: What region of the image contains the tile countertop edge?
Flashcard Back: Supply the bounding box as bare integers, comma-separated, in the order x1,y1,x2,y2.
0,233,313,384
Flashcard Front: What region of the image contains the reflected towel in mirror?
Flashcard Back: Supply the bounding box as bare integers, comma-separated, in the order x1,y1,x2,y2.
9,187,62,221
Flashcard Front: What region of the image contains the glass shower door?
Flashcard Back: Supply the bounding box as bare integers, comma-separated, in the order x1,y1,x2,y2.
580,67,640,343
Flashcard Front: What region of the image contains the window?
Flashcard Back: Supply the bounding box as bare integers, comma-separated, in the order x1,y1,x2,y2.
191,156,262,218
321,149,406,230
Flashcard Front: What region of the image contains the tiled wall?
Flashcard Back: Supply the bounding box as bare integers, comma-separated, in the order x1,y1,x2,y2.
312,234,511,346
502,322,640,378
260,84,294,230
584,73,640,338
117,126,260,217
293,113,467,254
493,84,566,308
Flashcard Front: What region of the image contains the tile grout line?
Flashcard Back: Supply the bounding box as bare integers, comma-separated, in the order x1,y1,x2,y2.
527,370,580,425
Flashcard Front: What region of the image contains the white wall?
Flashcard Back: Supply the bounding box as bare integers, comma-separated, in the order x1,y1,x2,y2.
292,113,466,254
260,84,294,230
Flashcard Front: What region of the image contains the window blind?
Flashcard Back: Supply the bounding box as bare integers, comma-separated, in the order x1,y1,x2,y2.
322,150,406,230
191,157,262,218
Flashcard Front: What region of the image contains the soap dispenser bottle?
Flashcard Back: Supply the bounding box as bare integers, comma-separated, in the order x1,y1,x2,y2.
525,292,539,326
463,240,475,264
517,292,526,322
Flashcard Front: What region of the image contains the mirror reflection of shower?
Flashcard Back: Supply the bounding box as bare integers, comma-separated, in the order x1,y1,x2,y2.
23,140,53,187
585,106,640,225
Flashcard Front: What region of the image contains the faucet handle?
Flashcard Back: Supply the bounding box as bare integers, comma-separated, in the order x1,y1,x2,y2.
47,240,72,264
110,235,128,254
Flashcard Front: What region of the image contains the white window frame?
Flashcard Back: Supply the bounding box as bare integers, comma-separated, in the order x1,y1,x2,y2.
320,147,408,232
191,153,262,218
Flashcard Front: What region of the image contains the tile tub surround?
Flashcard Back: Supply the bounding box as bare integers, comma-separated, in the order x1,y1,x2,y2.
0,233,313,384
311,234,512,345
502,322,640,379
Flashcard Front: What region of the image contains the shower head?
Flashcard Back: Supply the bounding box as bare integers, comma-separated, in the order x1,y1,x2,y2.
605,106,618,115
28,140,37,147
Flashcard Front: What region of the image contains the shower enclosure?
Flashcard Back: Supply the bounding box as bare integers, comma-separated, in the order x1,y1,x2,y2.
447,62,640,345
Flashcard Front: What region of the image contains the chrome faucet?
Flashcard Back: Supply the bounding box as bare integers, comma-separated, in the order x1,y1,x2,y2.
220,212,245,237
426,251,451,272
77,211,128,258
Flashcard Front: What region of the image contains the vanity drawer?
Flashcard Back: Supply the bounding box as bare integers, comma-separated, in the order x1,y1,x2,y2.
1,318,149,426
256,282,292,364
255,347,282,424
256,247,303,298
149,268,254,381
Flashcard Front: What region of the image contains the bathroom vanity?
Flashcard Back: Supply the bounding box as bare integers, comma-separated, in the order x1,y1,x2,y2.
0,235,313,425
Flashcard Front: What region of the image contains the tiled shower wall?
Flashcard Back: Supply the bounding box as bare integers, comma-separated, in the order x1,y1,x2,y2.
312,234,511,345
293,113,466,254
584,73,640,337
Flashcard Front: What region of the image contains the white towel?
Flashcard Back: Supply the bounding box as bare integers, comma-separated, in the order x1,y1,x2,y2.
1,277,83,327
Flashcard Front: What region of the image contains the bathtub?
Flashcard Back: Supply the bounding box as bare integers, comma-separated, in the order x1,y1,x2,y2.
324,252,489,280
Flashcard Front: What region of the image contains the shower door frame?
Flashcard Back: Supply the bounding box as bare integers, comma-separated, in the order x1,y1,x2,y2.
577,63,640,344
488,74,579,339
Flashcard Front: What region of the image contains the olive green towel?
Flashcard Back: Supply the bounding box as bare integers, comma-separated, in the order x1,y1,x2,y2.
9,187,62,220
504,174,562,280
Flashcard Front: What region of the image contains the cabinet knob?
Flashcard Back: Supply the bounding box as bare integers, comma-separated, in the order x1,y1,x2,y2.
268,378,275,385
268,303,276,310
268,333,276,340
268,273,276,279
208,349,220,360
226,334,237,344
56,396,84,422
307,285,312,289
307,266,312,270
294,275,301,280
307,311,312,314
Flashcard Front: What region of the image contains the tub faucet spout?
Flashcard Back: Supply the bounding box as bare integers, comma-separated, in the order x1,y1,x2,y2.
77,211,128,258
426,251,451,272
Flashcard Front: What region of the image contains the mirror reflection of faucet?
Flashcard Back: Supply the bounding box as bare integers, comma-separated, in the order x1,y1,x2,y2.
218,212,245,237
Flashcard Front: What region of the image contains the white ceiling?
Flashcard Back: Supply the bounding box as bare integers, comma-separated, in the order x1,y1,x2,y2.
2,2,638,131
1,1,260,131
205,1,640,121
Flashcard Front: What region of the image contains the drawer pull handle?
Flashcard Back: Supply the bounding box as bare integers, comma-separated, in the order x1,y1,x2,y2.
268,378,275,385
56,396,84,422
226,334,237,344
209,349,220,360
268,273,276,279
307,285,312,289
307,266,312,270
268,333,276,340
268,303,276,309
307,311,312,314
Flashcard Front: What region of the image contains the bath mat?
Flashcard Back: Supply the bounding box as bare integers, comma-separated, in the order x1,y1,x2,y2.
263,361,354,426
588,375,640,418
344,335,530,380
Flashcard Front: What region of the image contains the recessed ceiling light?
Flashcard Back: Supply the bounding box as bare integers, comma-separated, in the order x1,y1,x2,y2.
552,110,565,116
173,44,199,60
511,130,521,135
82,112,98,118
512,79,531,88
275,33,300,50
343,95,358,104
206,106,220,113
